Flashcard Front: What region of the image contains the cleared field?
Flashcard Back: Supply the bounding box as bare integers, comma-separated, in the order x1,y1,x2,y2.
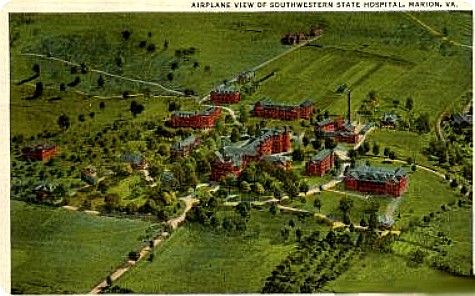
396,169,460,227
117,210,327,293
365,129,434,166
409,12,472,46
326,252,475,293
253,44,471,123
11,200,155,294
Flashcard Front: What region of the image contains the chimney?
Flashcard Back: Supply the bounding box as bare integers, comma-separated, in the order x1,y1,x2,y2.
347,90,351,124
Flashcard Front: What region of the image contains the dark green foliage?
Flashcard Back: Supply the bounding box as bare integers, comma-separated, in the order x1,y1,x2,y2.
130,101,144,117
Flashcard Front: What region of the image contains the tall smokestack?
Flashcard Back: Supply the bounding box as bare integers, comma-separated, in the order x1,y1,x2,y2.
347,90,351,125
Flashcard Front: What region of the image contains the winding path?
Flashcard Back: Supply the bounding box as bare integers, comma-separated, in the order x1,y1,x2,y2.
89,195,199,294
20,52,185,96
405,13,472,49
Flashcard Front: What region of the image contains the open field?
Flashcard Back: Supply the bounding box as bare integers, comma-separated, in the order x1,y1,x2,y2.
365,129,434,166
11,200,155,294
326,251,475,293
117,210,327,293
10,11,473,294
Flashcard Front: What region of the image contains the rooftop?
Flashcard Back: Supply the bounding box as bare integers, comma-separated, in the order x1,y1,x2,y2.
256,98,313,110
346,165,407,183
172,106,219,117
310,149,333,162
213,84,239,93
219,128,289,166
172,135,198,150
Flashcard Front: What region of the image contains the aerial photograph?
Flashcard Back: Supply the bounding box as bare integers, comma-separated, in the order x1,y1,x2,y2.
9,11,474,294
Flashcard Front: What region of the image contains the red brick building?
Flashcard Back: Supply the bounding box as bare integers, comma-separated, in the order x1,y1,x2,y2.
171,135,201,158
211,128,291,181
282,32,308,45
22,144,58,161
253,99,314,120
170,106,221,129
306,149,334,176
344,165,408,197
315,118,362,144
315,117,346,132
210,85,240,105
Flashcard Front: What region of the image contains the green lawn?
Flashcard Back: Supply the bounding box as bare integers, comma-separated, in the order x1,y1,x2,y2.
11,200,155,294
396,169,461,227
326,251,475,293
117,210,327,293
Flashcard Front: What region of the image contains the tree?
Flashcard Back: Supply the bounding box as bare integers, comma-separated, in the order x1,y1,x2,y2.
292,148,304,161
408,249,425,266
121,30,131,41
239,105,249,124
362,141,370,154
130,101,144,117
106,275,113,287
236,202,250,221
33,81,43,98
313,198,321,212
450,179,458,188
104,193,121,212
411,164,417,172
163,40,169,49
414,113,431,133
240,181,251,193
339,196,353,215
405,97,414,111
270,203,278,216
230,127,240,142
288,219,295,228
360,218,367,227
372,142,380,156
57,114,70,130
295,228,302,242
383,147,390,157
167,72,174,81
147,43,156,53
32,63,40,74
97,75,105,88
59,83,66,91
388,151,397,160
99,101,106,110
299,182,309,195
78,114,85,122
254,182,265,195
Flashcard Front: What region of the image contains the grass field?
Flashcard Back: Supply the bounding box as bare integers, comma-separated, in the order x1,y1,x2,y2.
365,129,434,166
11,200,155,294
326,251,475,293
117,210,327,293
396,169,461,227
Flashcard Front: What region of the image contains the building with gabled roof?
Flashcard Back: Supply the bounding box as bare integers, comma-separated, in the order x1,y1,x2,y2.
381,112,398,128
210,84,241,105
170,106,221,129
22,144,58,161
314,91,361,143
211,128,291,181
81,165,98,185
306,149,334,176
344,165,408,197
451,113,473,128
262,154,292,170
253,99,314,120
171,135,201,158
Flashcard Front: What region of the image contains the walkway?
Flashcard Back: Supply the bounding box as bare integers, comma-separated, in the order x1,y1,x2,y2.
89,195,199,294
20,52,185,96
404,13,472,49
